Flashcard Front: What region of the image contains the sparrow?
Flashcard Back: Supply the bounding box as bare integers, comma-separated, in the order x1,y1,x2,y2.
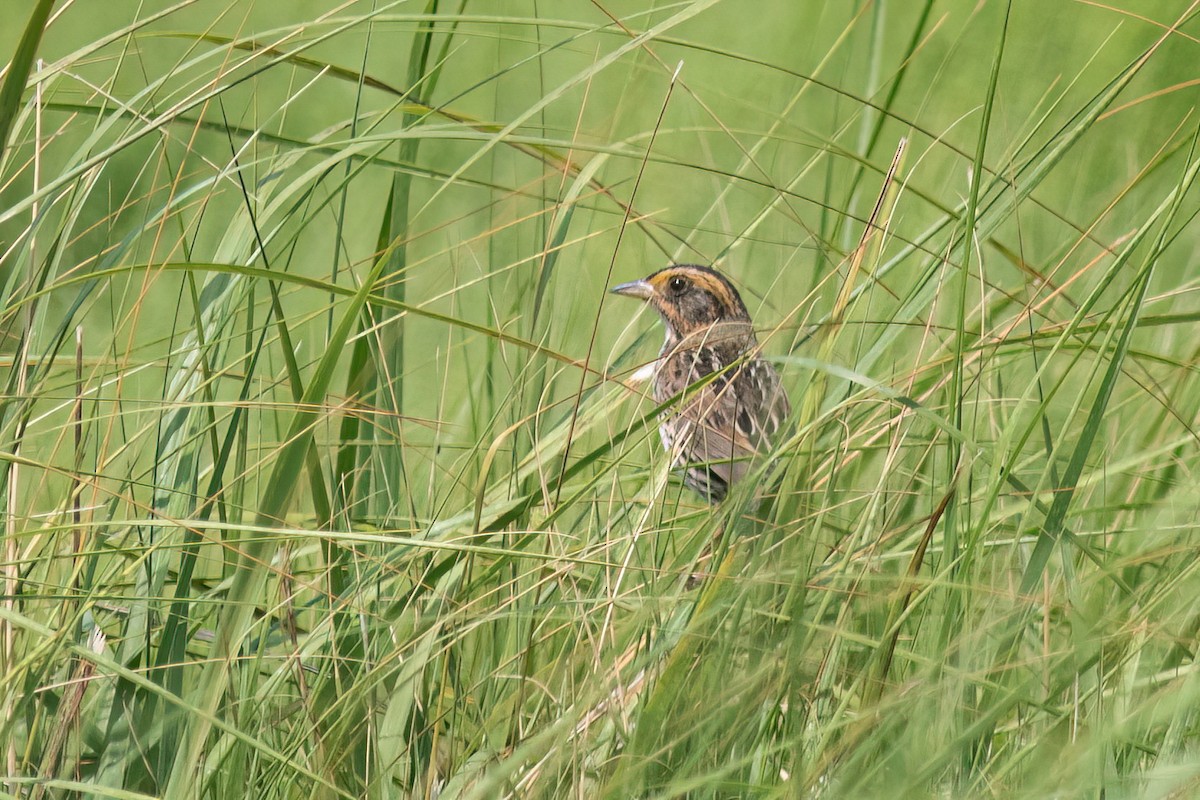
612,265,790,502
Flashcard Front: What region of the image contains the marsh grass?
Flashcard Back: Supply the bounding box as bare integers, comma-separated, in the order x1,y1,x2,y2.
3,0,1200,797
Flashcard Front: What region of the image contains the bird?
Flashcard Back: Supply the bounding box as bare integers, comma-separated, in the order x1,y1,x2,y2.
611,264,790,503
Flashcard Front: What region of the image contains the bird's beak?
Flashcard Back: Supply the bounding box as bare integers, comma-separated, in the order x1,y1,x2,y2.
610,279,654,300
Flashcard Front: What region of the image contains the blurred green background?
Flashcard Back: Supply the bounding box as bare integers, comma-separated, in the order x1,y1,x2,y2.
3,0,1200,797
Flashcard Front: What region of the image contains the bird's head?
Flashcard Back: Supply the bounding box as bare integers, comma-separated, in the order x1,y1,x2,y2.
610,265,751,337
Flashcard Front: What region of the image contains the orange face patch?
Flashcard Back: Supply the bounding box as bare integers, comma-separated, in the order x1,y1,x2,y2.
646,268,740,313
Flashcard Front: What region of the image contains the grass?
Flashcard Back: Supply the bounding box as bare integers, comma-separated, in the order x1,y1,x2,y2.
3,0,1200,796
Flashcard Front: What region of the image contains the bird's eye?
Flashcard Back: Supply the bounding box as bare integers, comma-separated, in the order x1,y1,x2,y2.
668,276,688,294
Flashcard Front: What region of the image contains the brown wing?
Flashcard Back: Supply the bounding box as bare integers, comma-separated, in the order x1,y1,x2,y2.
657,347,790,500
